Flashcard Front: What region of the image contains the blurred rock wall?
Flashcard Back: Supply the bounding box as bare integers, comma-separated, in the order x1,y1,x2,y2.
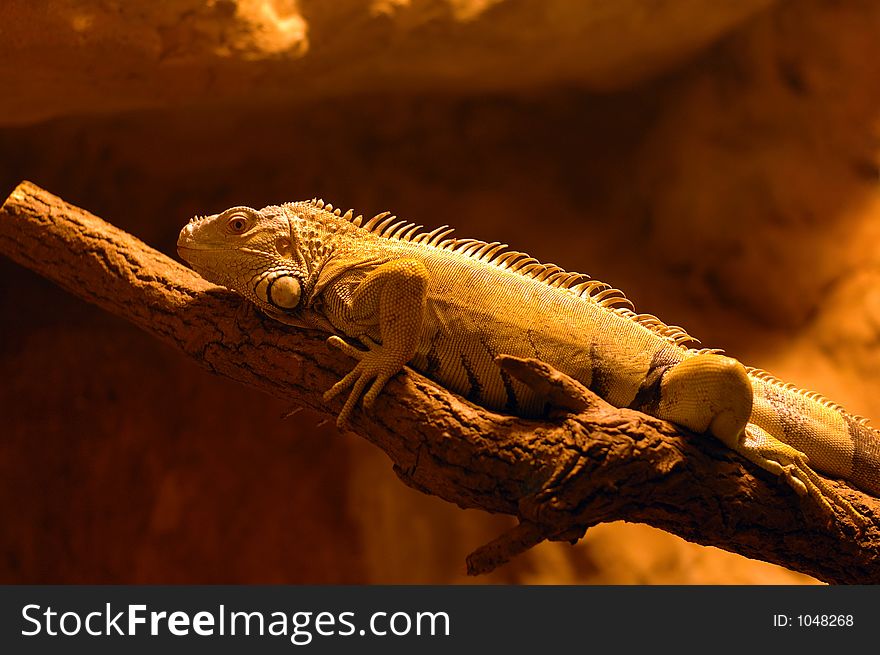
0,0,773,123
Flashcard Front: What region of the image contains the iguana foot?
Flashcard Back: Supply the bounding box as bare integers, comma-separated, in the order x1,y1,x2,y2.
738,425,867,527
324,335,402,427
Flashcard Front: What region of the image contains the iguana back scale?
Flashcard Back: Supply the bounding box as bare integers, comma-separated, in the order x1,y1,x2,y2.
177,199,880,520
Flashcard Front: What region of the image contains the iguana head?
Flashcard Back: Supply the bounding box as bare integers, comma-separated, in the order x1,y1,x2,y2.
177,203,329,315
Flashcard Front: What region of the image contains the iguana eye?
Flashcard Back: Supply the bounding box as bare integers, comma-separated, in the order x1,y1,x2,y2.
226,213,250,234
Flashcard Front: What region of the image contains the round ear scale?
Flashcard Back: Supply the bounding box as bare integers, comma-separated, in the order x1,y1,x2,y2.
267,275,302,311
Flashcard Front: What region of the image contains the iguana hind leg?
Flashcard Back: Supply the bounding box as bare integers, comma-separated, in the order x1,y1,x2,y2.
652,354,754,442
653,354,864,524
738,424,864,524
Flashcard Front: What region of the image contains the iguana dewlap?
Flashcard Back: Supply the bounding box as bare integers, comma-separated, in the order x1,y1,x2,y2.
177,200,880,519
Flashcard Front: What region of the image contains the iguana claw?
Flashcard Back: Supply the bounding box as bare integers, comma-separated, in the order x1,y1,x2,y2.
324,335,397,427
739,425,868,528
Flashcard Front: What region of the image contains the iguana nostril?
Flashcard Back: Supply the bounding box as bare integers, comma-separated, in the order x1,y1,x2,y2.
176,223,194,247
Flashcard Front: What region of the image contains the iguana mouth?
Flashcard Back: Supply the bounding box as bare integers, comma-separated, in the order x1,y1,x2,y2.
176,244,232,252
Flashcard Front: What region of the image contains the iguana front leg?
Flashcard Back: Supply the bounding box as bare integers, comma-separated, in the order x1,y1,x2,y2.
324,259,429,426
654,354,864,523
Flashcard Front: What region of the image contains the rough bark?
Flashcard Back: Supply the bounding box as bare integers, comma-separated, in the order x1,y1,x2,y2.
1,181,878,583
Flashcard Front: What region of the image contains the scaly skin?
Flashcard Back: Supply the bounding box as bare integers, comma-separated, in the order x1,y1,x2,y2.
177,199,880,523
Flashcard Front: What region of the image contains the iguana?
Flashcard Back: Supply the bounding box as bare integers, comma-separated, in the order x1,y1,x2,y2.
177,199,880,521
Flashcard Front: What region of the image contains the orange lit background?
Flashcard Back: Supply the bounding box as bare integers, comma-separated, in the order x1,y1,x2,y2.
2,0,879,584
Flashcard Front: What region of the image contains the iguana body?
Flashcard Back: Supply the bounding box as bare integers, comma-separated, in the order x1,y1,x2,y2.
177,200,880,519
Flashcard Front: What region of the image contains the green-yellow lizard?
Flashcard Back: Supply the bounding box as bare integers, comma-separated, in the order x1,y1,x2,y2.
177,199,880,521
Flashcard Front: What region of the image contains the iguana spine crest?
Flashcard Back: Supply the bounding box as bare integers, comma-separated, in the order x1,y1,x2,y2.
305,198,701,348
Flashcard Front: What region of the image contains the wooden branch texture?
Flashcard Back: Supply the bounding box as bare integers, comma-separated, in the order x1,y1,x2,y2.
2,181,879,583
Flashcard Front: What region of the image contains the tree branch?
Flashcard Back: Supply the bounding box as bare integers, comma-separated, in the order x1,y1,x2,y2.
1,180,878,583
